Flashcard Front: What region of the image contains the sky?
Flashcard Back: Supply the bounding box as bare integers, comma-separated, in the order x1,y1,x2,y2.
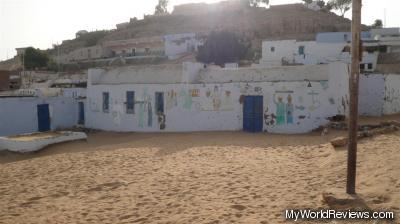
0,0,399,61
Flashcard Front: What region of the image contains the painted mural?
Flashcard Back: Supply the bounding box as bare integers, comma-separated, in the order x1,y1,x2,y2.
273,91,295,126
111,99,124,126
137,88,153,128
158,112,166,130
166,89,178,110
202,85,233,111
180,89,193,110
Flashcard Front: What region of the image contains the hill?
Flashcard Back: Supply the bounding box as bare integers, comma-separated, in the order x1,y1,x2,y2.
0,3,356,70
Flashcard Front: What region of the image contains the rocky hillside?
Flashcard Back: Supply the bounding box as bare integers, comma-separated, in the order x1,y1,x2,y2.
103,4,352,42
1,3,355,70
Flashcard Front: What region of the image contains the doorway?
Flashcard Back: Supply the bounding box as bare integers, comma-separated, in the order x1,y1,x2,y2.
78,102,85,125
243,96,263,133
37,104,51,132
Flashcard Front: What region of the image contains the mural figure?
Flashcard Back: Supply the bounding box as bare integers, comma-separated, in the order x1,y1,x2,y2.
191,89,200,97
158,112,166,130
212,86,222,110
221,90,233,111
308,90,320,112
180,89,192,110
273,94,286,125
147,101,152,127
138,88,151,128
166,90,177,110
264,107,276,126
138,102,144,128
286,94,294,124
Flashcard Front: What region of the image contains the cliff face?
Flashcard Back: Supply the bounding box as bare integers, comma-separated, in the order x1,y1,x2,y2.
102,4,352,42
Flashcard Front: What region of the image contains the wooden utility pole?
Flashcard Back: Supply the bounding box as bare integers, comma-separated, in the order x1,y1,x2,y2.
347,0,362,195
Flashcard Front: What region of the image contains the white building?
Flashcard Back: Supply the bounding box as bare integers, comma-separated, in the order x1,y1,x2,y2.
164,33,204,59
85,62,350,134
260,39,378,72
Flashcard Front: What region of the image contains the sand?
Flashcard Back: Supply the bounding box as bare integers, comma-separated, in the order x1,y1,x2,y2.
0,119,399,223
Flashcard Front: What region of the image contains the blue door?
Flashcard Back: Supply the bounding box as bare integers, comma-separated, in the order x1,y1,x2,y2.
37,104,50,132
243,96,263,133
78,102,85,125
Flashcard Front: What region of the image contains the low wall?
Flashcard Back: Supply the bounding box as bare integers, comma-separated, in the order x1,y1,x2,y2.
0,97,80,136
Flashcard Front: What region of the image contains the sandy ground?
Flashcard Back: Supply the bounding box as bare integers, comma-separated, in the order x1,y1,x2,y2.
0,117,399,224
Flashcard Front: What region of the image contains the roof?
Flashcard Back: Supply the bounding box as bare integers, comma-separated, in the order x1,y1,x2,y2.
198,64,331,83
89,62,342,85
90,64,184,85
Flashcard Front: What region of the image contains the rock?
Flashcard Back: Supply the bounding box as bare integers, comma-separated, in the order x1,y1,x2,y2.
330,137,348,147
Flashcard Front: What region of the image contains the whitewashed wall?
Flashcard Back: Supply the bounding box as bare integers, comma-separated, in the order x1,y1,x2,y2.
164,33,202,59
359,74,385,116
383,74,400,115
86,63,349,134
359,73,400,116
261,40,377,71
0,97,80,136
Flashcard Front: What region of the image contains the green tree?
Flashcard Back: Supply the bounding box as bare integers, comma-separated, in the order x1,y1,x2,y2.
196,31,248,66
329,0,351,16
371,19,383,28
155,0,169,15
23,47,49,70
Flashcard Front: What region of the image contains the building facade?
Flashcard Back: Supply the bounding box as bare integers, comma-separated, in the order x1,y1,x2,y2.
164,33,204,59
103,36,165,57
86,62,349,134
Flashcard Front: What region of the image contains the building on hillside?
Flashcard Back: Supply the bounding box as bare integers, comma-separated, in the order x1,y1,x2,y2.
316,32,371,43
260,39,378,72
76,30,88,38
0,70,10,91
164,33,204,59
86,62,350,134
116,22,129,30
370,28,400,53
67,45,112,62
15,47,28,56
103,36,165,57
303,1,322,11
9,72,21,90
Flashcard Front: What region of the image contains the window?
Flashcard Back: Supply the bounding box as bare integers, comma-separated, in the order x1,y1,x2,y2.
270,47,275,52
360,64,365,70
103,92,109,113
126,91,135,114
368,63,373,70
155,92,164,114
132,48,136,56
145,48,150,53
298,46,305,55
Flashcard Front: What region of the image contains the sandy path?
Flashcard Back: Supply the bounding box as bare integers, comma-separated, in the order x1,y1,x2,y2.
0,129,399,223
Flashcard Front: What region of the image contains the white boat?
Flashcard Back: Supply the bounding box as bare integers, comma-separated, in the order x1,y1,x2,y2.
0,131,87,153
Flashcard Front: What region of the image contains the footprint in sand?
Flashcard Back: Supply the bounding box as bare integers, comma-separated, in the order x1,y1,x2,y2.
231,204,247,211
